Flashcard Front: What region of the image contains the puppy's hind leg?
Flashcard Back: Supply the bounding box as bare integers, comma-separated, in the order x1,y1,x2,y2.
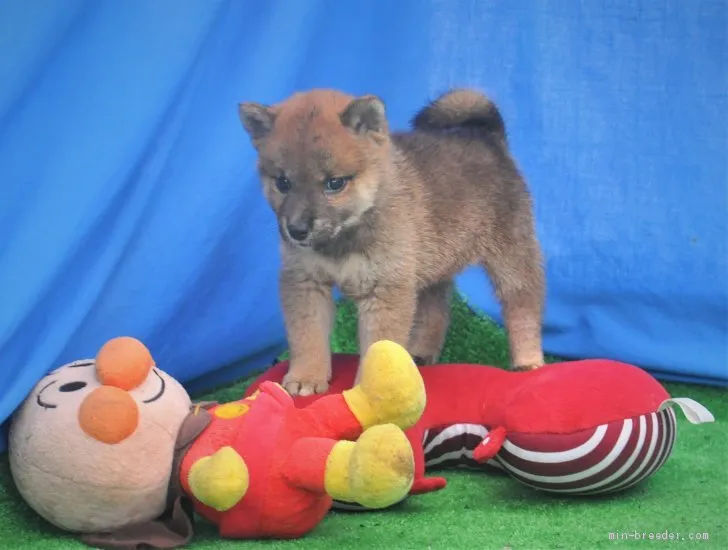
407,280,453,366
480,232,545,371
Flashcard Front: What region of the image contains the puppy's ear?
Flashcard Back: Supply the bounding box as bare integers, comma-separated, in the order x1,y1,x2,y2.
238,102,276,143
340,95,387,136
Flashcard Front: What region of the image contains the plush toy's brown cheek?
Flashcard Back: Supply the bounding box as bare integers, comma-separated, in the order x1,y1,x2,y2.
78,386,139,444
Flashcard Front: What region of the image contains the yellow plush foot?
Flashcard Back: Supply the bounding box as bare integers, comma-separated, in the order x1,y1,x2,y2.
324,424,414,509
343,340,426,430
188,446,249,512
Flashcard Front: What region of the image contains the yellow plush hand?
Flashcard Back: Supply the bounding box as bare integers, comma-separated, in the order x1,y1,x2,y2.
188,446,249,512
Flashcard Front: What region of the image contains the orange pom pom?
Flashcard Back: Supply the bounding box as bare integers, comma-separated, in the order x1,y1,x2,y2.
79,386,139,444
96,336,154,391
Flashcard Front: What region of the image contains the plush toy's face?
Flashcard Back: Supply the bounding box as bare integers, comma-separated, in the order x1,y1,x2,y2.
9,337,192,534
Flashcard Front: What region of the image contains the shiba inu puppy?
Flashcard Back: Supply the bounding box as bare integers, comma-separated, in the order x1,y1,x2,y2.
239,88,545,396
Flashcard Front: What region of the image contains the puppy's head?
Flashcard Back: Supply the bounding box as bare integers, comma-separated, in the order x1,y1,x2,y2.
238,89,389,249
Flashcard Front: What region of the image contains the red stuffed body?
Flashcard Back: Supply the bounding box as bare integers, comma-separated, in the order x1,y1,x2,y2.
180,382,362,538
247,355,714,502
174,341,432,539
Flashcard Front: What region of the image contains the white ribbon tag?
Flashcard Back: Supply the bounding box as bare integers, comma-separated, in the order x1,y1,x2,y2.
659,397,715,424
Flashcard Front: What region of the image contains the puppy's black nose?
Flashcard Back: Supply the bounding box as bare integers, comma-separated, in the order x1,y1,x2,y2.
286,221,311,242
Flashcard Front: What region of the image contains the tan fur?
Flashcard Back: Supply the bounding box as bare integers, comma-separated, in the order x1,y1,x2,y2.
239,88,545,396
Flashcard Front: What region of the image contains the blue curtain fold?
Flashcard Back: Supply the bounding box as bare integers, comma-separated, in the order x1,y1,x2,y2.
1,0,726,452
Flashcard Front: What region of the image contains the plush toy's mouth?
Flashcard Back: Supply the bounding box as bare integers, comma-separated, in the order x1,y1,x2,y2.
36,380,58,409
142,369,166,403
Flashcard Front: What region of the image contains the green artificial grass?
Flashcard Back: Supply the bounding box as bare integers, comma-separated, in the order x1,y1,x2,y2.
1,294,726,549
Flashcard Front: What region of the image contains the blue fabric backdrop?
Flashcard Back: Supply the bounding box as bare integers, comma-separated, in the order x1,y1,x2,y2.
1,0,726,453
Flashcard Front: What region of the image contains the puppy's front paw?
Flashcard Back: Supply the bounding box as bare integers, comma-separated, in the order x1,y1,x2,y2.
512,362,544,372
282,372,330,396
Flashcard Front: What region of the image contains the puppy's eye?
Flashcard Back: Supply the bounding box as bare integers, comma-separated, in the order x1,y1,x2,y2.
324,176,351,194
275,176,292,193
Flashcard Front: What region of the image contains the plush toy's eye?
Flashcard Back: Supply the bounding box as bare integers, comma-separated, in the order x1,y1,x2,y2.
140,369,167,404
59,381,87,392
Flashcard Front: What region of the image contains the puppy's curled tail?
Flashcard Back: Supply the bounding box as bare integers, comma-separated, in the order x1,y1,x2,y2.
411,89,506,142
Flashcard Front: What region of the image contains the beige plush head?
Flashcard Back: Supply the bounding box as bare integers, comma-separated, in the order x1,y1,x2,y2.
9,337,193,539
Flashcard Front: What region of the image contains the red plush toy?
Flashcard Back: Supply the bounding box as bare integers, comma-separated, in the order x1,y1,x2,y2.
247,354,714,504
8,339,432,547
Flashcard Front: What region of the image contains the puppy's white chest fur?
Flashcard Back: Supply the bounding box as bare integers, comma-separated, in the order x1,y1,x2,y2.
303,250,377,299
